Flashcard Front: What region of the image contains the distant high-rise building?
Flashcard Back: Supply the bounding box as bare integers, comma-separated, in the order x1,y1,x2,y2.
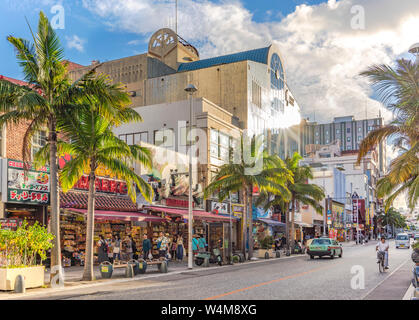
300,115,386,174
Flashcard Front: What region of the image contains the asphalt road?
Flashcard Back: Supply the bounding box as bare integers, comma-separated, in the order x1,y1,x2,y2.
29,239,412,301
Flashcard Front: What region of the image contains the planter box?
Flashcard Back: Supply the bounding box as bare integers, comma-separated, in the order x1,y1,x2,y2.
257,249,274,258
0,266,45,291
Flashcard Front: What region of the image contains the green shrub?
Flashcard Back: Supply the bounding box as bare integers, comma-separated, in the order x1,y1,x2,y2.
0,220,54,268
260,236,274,250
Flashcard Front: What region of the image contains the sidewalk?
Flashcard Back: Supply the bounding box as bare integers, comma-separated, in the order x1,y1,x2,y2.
1,253,303,299
44,260,190,284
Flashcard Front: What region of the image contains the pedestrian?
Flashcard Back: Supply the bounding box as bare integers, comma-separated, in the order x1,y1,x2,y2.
280,234,287,249
97,235,109,263
192,234,199,255
170,235,178,261
125,235,133,260
106,237,113,263
176,234,184,261
112,235,121,261
142,234,152,260
198,235,207,252
157,232,169,258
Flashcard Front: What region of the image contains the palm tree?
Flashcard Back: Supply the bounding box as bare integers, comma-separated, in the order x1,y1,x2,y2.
258,153,325,253
357,59,419,211
51,105,153,280
0,11,133,279
204,134,293,259
376,207,407,234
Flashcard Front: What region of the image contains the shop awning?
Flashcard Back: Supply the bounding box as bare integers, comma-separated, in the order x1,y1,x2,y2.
66,208,166,222
145,206,237,222
258,218,286,227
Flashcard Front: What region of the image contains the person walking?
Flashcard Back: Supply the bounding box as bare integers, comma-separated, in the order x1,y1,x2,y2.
170,235,178,261
106,236,113,263
97,235,109,263
157,232,169,258
176,234,184,261
112,235,121,262
130,235,138,260
124,235,133,260
142,234,152,260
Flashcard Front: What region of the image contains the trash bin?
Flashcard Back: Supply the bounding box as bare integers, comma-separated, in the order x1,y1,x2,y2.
128,259,140,275
100,261,113,279
138,259,147,274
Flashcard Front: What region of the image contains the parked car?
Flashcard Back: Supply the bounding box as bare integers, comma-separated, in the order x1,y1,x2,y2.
395,233,410,249
307,238,342,259
414,233,419,241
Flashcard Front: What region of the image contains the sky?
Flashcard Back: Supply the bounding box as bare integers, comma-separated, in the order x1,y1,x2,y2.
0,0,417,209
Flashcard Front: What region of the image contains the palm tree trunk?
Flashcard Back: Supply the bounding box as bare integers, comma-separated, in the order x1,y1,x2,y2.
242,185,248,259
82,171,96,281
248,184,254,260
49,119,62,282
285,202,290,253
290,197,296,254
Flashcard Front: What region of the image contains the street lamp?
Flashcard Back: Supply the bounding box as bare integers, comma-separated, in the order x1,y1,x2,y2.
184,84,197,270
320,166,328,236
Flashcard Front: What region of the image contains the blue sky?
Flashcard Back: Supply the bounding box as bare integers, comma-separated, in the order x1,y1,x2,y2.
0,0,327,80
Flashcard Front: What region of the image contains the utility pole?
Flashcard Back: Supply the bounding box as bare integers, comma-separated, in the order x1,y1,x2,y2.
184,84,197,270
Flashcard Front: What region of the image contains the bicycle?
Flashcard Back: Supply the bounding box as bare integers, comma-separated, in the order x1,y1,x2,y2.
377,251,386,273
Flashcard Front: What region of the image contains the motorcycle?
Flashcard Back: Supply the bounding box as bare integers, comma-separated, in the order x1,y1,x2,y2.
195,248,223,266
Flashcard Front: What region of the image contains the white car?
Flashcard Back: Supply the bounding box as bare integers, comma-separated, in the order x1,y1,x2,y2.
395,233,410,249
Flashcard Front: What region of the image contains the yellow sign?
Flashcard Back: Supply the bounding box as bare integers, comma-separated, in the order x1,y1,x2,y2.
366,208,370,226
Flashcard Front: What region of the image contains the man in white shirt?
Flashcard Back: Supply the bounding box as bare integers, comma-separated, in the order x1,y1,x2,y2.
376,236,389,269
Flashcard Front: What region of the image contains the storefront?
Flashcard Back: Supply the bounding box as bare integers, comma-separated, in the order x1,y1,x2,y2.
254,218,286,249
145,205,237,259
60,208,165,266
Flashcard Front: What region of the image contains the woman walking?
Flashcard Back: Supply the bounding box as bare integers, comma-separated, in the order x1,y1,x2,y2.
97,235,109,263
176,234,184,261
112,235,121,261
170,235,178,261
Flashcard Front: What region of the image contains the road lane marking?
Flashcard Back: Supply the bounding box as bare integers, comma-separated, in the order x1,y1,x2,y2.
204,263,336,300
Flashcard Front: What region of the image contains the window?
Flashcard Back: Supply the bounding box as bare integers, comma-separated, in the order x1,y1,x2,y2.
326,139,329,144
315,140,319,144
347,137,351,142
315,132,319,136
252,81,262,108
325,130,329,135
358,136,362,141
210,129,232,163
32,130,47,159
346,128,350,133
358,127,362,132
336,129,340,134
119,132,148,145
180,126,196,146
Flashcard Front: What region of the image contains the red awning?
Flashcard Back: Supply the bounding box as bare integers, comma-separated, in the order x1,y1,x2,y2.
145,206,237,222
67,208,166,222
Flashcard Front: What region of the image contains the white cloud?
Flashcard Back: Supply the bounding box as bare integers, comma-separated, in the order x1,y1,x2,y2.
81,0,419,123
66,35,86,52
127,39,142,46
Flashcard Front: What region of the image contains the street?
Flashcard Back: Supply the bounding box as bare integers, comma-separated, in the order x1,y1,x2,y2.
16,240,413,300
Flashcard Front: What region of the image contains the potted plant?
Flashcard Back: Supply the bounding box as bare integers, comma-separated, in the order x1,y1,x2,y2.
0,221,54,290
258,236,274,258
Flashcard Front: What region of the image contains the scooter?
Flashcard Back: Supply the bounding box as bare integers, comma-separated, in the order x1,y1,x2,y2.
194,248,223,266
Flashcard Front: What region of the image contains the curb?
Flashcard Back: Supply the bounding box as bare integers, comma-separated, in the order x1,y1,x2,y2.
402,284,415,300
1,254,304,300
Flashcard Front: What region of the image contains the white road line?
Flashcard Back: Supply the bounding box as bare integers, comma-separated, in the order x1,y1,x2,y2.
361,258,409,300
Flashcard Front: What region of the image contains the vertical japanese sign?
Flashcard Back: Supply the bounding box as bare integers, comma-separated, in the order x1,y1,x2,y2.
2,159,50,205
